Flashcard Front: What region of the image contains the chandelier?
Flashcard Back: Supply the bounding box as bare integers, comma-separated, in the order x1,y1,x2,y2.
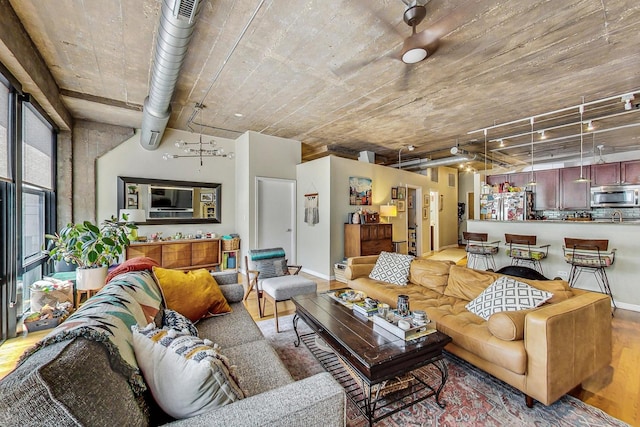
163,134,234,166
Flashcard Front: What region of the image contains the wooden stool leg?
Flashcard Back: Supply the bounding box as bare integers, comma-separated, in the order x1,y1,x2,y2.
274,300,279,332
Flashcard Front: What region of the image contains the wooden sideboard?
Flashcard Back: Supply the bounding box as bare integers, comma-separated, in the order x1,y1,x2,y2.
126,238,221,270
344,223,393,258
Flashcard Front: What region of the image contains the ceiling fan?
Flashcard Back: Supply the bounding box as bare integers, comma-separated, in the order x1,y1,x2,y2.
400,0,439,64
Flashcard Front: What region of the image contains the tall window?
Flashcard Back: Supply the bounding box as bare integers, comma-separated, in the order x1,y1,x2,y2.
18,105,54,314
0,70,56,339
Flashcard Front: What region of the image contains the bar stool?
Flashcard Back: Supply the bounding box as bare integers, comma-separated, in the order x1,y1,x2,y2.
504,233,550,274
463,232,499,271
563,238,616,310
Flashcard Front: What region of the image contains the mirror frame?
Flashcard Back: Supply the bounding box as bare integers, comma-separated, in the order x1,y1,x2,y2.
117,176,222,225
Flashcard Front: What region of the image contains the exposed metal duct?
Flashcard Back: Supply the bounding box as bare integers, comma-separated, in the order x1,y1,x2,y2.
397,154,478,170
140,0,203,150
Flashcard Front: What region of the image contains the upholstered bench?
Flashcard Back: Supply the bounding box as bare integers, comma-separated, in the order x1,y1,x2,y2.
262,275,317,331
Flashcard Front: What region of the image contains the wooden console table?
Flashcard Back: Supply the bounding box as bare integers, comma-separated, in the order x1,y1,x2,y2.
126,238,221,271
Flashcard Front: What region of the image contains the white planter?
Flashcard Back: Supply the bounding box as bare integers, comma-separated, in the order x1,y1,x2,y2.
76,266,108,291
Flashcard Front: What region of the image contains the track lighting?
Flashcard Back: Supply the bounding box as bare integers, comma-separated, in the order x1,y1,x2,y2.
587,121,594,131
539,130,547,140
622,94,635,111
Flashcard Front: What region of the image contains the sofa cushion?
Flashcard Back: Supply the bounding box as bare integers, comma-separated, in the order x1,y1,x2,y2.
153,267,231,321
409,258,454,294
162,308,198,336
105,256,160,284
465,276,553,321
369,251,414,285
487,309,533,341
197,302,265,349
132,324,245,419
444,265,500,301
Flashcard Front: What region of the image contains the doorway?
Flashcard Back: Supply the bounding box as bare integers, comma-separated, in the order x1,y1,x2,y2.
255,177,297,263
429,191,440,252
406,186,421,256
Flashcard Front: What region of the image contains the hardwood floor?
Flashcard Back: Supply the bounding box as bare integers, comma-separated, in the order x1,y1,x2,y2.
1,273,638,425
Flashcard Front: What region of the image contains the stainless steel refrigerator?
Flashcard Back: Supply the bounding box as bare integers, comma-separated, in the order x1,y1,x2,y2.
480,192,532,221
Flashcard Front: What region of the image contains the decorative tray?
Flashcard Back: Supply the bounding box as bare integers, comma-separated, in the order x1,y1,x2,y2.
327,289,366,307
371,313,435,341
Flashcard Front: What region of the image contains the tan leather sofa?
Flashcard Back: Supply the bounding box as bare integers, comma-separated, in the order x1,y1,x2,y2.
345,255,612,407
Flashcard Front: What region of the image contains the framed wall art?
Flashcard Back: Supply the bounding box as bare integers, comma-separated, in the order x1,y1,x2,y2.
397,200,406,212
349,176,372,206
424,193,430,206
391,187,398,199
397,186,406,200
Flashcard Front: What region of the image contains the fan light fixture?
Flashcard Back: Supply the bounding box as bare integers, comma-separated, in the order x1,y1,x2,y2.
400,4,437,64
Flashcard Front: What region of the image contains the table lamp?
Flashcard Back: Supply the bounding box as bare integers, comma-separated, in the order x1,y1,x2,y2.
380,204,397,223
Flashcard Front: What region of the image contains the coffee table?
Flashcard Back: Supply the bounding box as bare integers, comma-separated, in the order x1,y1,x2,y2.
292,291,452,426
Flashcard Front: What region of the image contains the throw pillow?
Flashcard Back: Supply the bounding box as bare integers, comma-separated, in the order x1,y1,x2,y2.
253,256,287,280
162,308,198,336
152,267,231,322
368,251,414,286
465,276,553,321
105,256,160,284
273,258,289,276
132,324,245,419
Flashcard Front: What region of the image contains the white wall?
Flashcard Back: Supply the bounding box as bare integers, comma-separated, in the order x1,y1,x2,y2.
235,131,301,264
96,128,237,237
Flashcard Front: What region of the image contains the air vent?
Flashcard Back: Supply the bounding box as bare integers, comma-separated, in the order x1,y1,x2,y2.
174,0,200,24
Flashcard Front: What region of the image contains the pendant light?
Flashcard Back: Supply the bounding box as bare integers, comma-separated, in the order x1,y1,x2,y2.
575,104,590,183
527,117,537,186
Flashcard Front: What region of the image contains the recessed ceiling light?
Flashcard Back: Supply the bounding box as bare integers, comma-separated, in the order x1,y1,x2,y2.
234,113,244,117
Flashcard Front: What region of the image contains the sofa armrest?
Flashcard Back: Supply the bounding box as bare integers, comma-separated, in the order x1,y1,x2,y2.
344,256,378,280
218,283,244,303
168,372,345,426
524,292,612,405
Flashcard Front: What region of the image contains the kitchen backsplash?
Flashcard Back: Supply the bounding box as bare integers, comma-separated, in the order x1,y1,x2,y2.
540,207,640,221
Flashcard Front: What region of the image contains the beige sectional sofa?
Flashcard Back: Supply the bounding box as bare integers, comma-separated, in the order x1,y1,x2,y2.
345,255,612,407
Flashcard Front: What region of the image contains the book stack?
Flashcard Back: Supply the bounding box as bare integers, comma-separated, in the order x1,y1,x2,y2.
352,301,379,317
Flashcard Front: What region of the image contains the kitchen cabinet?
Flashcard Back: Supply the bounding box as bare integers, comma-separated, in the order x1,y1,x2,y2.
486,174,507,186
344,223,393,258
508,172,532,189
126,238,221,270
559,166,590,209
621,160,640,184
591,163,621,186
533,169,559,210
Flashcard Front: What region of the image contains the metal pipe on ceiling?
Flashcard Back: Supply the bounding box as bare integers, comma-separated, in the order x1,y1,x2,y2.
140,0,203,150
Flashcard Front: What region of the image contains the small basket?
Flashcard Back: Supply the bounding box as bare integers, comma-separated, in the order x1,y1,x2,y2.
222,238,240,251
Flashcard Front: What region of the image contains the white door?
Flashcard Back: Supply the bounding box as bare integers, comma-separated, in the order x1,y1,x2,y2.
430,191,440,252
256,177,296,263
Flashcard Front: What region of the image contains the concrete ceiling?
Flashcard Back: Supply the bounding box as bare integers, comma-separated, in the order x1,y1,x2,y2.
6,0,640,170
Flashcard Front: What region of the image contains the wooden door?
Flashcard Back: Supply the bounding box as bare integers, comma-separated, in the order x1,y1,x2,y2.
559,166,590,209
621,160,640,184
533,169,559,210
591,163,621,186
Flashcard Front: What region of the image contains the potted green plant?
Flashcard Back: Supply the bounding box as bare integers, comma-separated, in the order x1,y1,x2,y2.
45,215,137,290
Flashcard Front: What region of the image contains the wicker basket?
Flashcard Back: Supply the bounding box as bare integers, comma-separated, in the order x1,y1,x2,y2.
337,356,414,398
221,238,240,251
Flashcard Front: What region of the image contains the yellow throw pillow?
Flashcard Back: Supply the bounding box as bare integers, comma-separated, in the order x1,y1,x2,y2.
152,267,231,322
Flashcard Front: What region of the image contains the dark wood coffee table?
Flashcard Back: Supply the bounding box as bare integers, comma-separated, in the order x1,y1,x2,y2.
292,291,452,426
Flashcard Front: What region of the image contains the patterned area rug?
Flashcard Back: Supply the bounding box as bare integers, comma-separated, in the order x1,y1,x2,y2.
257,314,628,427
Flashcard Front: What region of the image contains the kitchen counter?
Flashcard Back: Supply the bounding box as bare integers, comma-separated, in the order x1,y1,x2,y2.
477,219,640,224
467,220,640,312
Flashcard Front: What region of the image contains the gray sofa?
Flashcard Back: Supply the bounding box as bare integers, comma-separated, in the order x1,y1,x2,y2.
0,270,345,426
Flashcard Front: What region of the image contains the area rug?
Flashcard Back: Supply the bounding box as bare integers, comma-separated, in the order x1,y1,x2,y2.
257,315,628,427
426,248,467,264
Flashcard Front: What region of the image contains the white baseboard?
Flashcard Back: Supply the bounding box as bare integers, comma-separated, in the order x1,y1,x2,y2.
615,301,640,313
301,267,332,281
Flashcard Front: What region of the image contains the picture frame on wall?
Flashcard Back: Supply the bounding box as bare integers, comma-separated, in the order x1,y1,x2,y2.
424,193,430,206
200,193,213,202
423,207,429,219
349,176,372,206
391,187,398,199
397,200,406,212
397,187,406,200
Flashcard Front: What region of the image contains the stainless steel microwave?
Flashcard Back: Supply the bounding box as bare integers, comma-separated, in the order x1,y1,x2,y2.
590,185,640,207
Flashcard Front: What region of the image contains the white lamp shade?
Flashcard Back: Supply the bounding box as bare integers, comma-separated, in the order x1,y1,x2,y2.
119,209,146,223
380,205,397,218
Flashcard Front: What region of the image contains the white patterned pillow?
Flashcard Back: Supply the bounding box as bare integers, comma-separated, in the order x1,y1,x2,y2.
466,276,553,321
132,324,244,419
369,251,415,286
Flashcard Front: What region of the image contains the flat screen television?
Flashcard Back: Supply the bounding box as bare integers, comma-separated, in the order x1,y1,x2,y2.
149,186,193,211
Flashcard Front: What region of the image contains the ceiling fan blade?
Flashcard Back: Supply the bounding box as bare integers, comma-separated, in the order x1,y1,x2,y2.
397,64,414,91
422,0,487,40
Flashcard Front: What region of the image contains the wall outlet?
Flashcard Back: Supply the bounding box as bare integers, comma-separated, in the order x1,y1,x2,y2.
556,271,569,280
